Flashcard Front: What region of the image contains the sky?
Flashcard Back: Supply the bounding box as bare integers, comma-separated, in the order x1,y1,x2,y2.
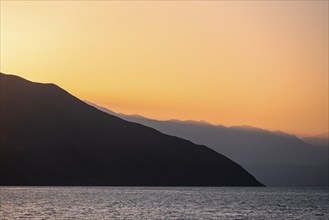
1,1,328,136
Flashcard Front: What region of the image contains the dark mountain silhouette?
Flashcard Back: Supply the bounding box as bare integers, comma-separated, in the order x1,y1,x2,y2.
88,102,328,186
0,73,263,186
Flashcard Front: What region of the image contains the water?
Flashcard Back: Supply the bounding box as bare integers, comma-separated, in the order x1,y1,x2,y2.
0,187,328,219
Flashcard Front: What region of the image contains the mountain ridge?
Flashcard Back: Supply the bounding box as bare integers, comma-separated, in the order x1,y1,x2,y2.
0,73,263,186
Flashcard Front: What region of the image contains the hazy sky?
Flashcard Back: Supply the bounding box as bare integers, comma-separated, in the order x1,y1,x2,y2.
1,1,328,136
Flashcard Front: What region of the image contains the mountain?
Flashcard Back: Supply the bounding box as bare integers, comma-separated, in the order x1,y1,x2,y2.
88,102,328,186
302,132,329,150
0,73,263,186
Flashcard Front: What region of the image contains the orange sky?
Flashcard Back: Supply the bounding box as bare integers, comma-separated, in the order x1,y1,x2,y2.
1,1,328,136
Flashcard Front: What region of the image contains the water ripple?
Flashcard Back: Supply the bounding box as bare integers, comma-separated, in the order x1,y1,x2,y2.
0,187,328,219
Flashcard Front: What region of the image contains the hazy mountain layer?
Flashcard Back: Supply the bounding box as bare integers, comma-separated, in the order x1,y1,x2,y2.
89,102,328,186
302,132,328,150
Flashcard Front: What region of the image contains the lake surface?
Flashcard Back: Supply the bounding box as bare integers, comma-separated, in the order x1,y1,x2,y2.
0,187,328,219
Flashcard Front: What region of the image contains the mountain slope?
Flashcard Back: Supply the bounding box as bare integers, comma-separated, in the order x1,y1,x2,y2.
0,73,262,186
89,102,328,186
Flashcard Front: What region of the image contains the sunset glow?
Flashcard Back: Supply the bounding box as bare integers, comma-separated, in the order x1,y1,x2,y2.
1,1,328,136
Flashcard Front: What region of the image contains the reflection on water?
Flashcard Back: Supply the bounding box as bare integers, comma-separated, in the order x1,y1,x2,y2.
0,187,328,219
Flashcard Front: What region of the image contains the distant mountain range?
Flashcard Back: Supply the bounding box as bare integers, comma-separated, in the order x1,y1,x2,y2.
88,102,328,186
0,73,262,186
302,132,329,150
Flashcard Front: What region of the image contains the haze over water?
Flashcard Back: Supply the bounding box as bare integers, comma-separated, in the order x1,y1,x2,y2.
1,187,328,219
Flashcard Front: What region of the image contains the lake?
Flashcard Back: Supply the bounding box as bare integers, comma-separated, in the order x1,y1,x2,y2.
0,187,328,219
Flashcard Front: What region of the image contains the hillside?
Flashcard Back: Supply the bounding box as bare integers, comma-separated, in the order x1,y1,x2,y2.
0,73,262,186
